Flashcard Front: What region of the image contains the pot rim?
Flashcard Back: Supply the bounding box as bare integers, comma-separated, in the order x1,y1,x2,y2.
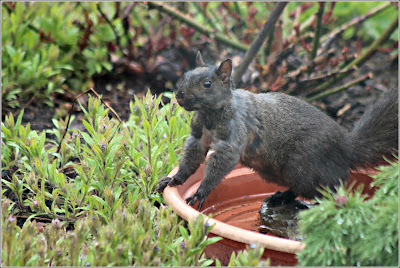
163,166,306,254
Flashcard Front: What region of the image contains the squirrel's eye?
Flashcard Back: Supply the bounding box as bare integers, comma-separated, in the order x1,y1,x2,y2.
203,80,212,88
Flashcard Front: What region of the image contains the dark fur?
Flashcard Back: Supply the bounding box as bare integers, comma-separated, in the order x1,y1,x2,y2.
156,52,398,209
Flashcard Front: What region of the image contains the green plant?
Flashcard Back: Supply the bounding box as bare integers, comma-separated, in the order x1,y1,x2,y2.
2,92,266,266
297,157,399,266
1,92,190,222
1,196,220,266
125,92,191,198
2,3,76,107
2,2,114,108
225,244,269,267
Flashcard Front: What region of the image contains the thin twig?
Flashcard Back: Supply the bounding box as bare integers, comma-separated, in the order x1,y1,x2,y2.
54,88,122,158
310,2,325,60
319,2,392,54
234,2,242,19
207,5,238,42
283,67,356,94
97,2,127,57
323,2,336,24
191,2,220,33
147,2,248,52
298,67,356,88
17,215,53,221
285,49,335,80
13,95,36,117
314,15,398,94
233,2,288,85
307,73,372,102
344,15,398,70
294,24,312,53
122,2,135,50
264,23,276,57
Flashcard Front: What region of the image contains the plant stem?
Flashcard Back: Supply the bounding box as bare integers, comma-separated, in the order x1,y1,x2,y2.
307,73,372,102
147,2,248,52
319,2,392,53
310,2,325,61
97,3,126,57
286,49,336,80
344,15,398,70
290,67,356,94
233,2,288,85
122,2,135,49
191,2,218,32
313,15,398,94
54,88,121,160
264,24,276,57
234,2,242,18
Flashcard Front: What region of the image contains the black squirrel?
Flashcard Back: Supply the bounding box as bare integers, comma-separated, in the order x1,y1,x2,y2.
156,51,398,210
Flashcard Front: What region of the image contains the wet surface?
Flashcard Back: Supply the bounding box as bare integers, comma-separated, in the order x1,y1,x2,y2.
258,198,317,241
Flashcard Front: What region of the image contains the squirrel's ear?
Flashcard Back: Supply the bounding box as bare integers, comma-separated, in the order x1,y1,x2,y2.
217,59,232,84
195,51,205,67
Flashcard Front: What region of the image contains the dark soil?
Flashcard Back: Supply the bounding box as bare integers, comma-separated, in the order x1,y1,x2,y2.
2,45,398,133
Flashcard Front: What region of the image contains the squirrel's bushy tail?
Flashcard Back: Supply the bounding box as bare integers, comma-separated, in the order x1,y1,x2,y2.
349,89,398,167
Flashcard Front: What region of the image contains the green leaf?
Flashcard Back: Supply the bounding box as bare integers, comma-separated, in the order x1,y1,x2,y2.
85,195,111,213
112,198,123,216
38,131,46,154
5,44,16,57
82,120,95,136
201,259,214,266
14,110,24,136
2,126,12,140
81,132,94,146
179,225,189,239
143,119,151,138
95,210,109,223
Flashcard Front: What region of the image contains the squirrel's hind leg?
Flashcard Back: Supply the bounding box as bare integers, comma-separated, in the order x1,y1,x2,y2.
263,190,297,206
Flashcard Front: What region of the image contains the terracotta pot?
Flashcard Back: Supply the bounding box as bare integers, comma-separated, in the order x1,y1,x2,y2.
162,163,382,266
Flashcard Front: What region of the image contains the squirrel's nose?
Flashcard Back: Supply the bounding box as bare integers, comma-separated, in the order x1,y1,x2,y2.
176,90,184,103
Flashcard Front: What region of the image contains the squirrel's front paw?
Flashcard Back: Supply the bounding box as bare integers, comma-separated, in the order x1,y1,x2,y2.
155,176,182,193
155,176,172,193
185,192,206,210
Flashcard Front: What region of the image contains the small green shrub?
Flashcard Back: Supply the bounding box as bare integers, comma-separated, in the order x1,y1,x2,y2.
2,2,114,108
1,92,265,266
225,244,269,267
1,197,221,266
1,91,190,223
297,157,399,266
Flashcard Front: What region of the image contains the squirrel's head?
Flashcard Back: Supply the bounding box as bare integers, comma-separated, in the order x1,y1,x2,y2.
175,51,233,111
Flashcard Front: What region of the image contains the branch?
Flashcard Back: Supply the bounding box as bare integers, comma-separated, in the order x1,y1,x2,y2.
285,49,336,80
264,24,276,57
307,73,372,102
344,15,398,70
298,68,356,89
122,2,135,48
147,2,248,52
310,2,325,60
319,2,392,53
233,2,288,85
313,15,398,94
191,2,219,32
97,3,127,57
283,67,356,94
54,88,122,160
